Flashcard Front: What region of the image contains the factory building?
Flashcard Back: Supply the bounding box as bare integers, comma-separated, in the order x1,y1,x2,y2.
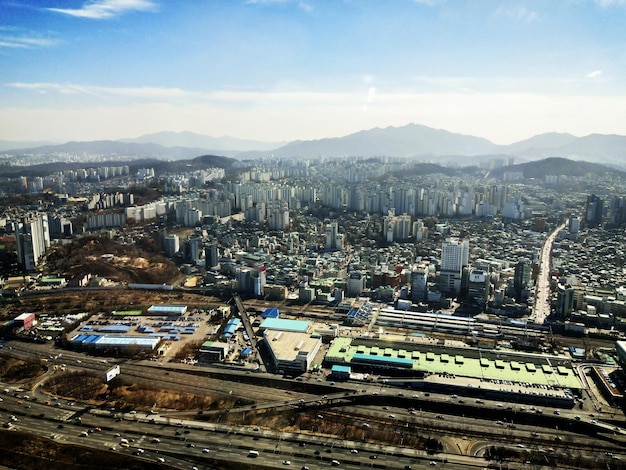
70,334,160,352
147,305,188,316
199,341,230,362
260,318,322,375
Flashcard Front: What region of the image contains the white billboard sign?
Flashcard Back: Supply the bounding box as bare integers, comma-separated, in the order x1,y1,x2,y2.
104,365,121,382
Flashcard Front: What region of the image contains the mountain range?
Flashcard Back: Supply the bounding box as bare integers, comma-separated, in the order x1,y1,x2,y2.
2,124,626,167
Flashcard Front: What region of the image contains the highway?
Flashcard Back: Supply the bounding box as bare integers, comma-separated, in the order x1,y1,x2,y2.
0,391,490,469
2,336,626,469
3,370,626,470
532,221,567,325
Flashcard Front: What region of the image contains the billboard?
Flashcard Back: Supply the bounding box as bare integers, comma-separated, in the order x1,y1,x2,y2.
104,365,121,382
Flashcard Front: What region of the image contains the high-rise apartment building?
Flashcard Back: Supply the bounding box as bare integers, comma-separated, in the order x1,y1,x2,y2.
15,214,50,271
267,201,289,231
184,236,203,264
568,215,581,235
439,238,469,294
165,234,180,257
441,238,469,272
325,221,343,251
556,284,575,320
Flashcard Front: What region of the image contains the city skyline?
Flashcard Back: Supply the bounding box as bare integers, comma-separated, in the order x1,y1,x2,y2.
2,0,626,145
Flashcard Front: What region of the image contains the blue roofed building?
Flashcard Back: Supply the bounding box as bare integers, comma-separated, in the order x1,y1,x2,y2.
259,317,311,334
220,317,241,341
331,364,351,380
262,308,280,319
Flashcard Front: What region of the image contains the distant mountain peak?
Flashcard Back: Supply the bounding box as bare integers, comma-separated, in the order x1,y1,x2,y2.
267,122,498,158
122,131,284,152
3,123,626,167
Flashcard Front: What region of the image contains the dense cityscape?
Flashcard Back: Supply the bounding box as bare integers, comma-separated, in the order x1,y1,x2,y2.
0,144,625,470
3,1,626,469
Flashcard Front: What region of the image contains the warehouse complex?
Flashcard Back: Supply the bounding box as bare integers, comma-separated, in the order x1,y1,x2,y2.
324,336,582,407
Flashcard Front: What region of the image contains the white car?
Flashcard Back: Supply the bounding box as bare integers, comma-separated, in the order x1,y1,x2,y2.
283,460,291,465
202,448,210,453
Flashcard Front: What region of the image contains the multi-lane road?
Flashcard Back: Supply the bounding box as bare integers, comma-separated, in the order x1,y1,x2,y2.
532,221,567,325
2,337,626,469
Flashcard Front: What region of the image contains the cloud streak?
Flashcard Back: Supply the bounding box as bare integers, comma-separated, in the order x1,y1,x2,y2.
6,82,189,99
47,0,156,19
0,33,59,49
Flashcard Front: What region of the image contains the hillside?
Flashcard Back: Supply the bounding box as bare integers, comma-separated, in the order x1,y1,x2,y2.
487,157,625,179
0,154,238,179
45,236,180,286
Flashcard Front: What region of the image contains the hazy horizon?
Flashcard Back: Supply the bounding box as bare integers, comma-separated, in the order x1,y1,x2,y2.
2,0,626,145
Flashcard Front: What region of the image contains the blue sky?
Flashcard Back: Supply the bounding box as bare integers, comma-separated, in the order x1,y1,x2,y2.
1,0,626,144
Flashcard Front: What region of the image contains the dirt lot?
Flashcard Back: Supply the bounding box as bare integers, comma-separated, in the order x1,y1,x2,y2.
0,289,224,322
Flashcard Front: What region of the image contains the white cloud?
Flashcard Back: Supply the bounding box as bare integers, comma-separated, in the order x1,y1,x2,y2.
495,6,537,21
412,0,445,6
0,34,59,49
6,82,190,99
594,0,626,7
586,70,603,78
47,0,157,19
246,0,313,12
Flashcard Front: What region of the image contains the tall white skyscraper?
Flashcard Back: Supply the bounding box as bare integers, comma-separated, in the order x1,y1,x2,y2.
325,222,343,251
15,214,50,271
165,234,180,257
441,238,469,273
439,238,469,294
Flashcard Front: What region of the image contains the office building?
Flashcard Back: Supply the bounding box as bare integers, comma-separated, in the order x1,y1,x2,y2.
205,243,219,269
585,194,603,228
347,272,367,297
513,260,532,301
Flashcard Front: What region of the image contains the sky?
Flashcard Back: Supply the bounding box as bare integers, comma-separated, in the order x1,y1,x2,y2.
1,0,626,145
